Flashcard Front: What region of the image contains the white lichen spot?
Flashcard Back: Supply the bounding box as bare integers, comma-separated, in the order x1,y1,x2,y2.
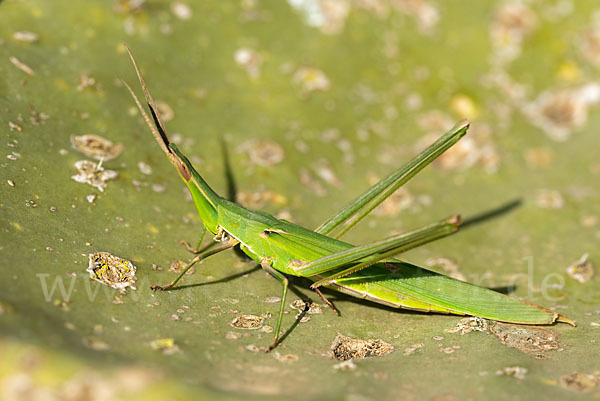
234,48,262,79
76,74,100,91
299,168,326,196
293,66,330,93
151,183,167,193
71,160,118,192
312,159,340,187
245,344,260,352
392,0,439,34
416,123,500,173
238,139,285,167
273,352,299,362
86,194,97,203
333,359,357,371
171,1,192,20
137,161,152,175
374,187,413,217
524,84,600,141
497,366,528,380
225,331,242,340
113,0,146,15
405,92,422,110
581,27,600,67
70,134,124,161
446,317,489,335
236,189,287,209
566,253,595,283
542,0,573,21
580,215,598,227
490,2,537,65
155,100,174,122
9,121,22,132
82,338,110,351
6,152,20,161
287,0,350,34
535,189,564,210
13,31,39,42
417,110,455,132
439,346,457,354
87,251,137,293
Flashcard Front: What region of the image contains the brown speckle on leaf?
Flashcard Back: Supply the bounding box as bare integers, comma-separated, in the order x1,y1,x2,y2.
239,139,285,167
581,28,600,67
87,252,137,293
403,343,424,356
566,253,594,283
535,189,564,210
289,299,322,314
9,56,35,76
488,321,559,356
231,315,264,330
560,371,600,392
447,318,560,356
524,148,553,168
497,366,528,380
70,134,124,161
330,333,394,361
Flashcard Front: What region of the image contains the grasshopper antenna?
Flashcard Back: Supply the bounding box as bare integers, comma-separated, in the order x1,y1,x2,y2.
123,46,171,157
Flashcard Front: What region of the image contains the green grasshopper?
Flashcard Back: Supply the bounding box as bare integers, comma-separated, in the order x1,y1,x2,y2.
124,49,573,350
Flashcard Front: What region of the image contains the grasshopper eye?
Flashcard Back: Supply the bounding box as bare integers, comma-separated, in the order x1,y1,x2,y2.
175,160,192,181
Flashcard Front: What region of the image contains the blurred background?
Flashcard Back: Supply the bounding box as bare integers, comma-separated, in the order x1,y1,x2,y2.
1,1,599,400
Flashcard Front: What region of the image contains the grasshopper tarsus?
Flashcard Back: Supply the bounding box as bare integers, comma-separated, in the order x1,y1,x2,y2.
314,288,338,314
266,337,279,353
180,239,212,254
150,282,174,291
180,239,200,253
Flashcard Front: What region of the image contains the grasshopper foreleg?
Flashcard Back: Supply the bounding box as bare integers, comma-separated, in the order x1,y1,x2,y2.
180,225,213,254
151,238,238,291
180,239,217,254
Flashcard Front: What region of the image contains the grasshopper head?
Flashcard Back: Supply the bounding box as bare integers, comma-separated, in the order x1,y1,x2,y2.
167,143,192,182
